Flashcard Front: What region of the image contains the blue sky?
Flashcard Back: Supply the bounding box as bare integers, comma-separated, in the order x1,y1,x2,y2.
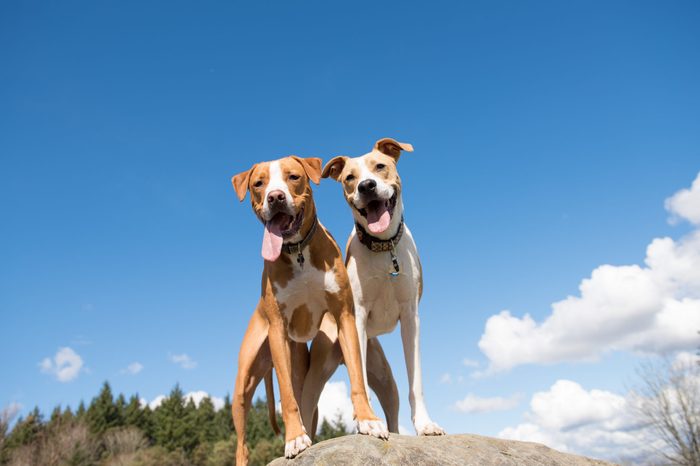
2,1,699,461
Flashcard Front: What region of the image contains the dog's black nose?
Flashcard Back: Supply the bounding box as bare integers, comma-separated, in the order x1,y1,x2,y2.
358,179,377,195
267,190,286,205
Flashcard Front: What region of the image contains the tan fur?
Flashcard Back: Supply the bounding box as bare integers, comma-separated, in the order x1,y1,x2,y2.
231,156,386,465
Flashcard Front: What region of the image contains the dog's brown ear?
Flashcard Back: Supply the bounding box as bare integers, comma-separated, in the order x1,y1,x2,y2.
292,156,323,185
231,165,255,202
374,138,414,161
321,156,348,181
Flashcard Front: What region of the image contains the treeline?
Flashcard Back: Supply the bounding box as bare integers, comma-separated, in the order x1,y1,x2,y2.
0,382,348,466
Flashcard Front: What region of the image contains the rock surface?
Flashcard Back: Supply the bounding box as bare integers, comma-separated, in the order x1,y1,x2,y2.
268,433,616,466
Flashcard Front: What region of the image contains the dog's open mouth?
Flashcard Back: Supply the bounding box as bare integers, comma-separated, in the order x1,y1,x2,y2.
261,208,304,262
358,193,397,234
269,209,304,238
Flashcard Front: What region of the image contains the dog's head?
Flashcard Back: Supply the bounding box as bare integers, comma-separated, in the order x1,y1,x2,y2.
232,156,322,262
322,138,413,237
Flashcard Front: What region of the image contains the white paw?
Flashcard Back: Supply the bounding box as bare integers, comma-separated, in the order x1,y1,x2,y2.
284,433,312,458
357,419,389,439
416,420,445,436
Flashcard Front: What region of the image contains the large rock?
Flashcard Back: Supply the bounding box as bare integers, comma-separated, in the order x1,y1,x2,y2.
268,434,616,466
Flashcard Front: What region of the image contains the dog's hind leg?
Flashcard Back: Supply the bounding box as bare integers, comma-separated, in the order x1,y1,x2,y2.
232,303,272,466
366,337,400,434
301,313,343,440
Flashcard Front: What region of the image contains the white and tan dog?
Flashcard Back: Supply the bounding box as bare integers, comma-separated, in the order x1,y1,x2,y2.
316,138,445,436
230,156,388,465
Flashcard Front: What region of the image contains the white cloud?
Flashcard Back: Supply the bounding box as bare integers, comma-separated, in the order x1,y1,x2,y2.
454,393,521,413
146,391,224,411
170,353,197,369
398,424,412,435
665,172,700,225
478,175,700,373
122,362,143,375
184,391,225,411
148,395,167,410
316,381,355,433
40,347,83,382
440,373,452,384
462,358,480,368
499,380,657,462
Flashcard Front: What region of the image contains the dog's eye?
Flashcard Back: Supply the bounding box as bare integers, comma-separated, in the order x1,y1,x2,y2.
253,180,263,188
289,174,301,181
376,163,386,170
345,174,355,182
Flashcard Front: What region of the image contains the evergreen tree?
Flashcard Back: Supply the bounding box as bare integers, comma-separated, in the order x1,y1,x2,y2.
315,412,349,442
194,397,218,444
245,398,278,447
62,405,74,425
214,394,234,441
124,394,152,437
75,400,86,420
49,405,63,425
86,381,120,434
153,384,197,453
2,407,43,458
115,393,127,427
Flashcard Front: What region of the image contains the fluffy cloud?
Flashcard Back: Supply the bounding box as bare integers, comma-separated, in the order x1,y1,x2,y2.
454,393,521,413
148,395,167,410
665,172,700,225
183,391,225,411
122,362,143,375
147,391,224,411
40,347,83,382
316,381,355,433
478,174,700,373
170,353,197,369
499,380,657,462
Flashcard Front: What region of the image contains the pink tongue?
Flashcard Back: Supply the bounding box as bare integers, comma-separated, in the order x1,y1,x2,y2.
262,221,284,262
367,203,391,234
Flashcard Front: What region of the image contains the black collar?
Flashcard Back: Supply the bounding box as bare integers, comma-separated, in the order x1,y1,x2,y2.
354,217,405,276
282,216,318,268
354,216,405,253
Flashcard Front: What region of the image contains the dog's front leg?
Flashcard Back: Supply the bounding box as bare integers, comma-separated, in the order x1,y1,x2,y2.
400,305,446,436
329,290,388,439
266,305,312,458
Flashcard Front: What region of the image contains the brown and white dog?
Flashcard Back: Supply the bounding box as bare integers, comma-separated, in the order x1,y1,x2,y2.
230,156,388,464
315,138,445,436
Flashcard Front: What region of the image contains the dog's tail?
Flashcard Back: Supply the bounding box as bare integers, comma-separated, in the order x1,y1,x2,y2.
264,369,281,436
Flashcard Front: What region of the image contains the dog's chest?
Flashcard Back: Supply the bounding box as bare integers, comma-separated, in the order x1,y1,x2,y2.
348,232,422,338
273,261,339,342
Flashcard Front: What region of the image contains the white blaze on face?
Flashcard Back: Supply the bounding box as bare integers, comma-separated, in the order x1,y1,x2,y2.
260,160,296,262
263,161,294,218
357,156,394,202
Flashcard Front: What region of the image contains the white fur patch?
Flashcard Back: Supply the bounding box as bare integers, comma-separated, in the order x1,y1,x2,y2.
263,160,293,216
284,433,311,458
356,419,389,439
324,269,340,294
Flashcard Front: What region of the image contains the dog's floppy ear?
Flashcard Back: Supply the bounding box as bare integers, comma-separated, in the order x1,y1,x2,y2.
231,165,255,202
291,156,323,185
321,156,348,181
374,138,414,161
